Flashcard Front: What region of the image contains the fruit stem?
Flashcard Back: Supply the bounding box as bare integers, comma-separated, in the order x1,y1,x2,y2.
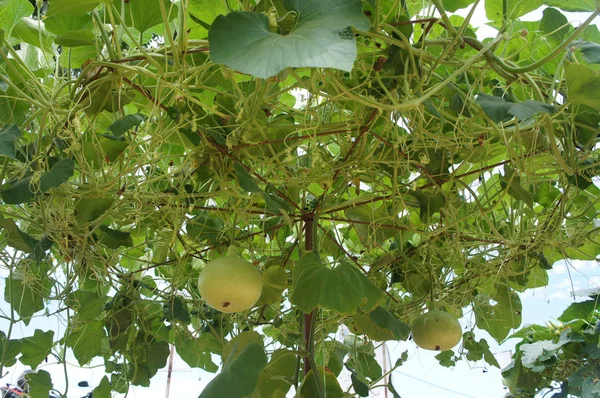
226,245,238,257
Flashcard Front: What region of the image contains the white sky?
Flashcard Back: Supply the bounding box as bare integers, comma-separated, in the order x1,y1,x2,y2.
2,2,600,398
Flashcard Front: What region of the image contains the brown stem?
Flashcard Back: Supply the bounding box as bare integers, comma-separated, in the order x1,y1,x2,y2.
302,212,315,376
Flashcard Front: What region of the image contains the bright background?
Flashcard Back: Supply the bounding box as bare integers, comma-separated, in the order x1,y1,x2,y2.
1,2,599,398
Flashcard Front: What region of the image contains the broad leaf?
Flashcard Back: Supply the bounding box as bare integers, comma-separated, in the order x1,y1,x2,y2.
291,252,382,315
0,216,40,253
251,350,296,398
109,113,146,137
46,0,111,16
1,158,75,204
345,202,398,245
476,94,554,123
98,225,134,249
558,300,597,322
66,290,107,321
222,331,264,364
209,0,370,78
19,329,54,368
352,306,410,341
55,30,96,47
0,124,21,159
26,370,53,398
175,332,219,372
234,162,290,212
0,0,33,38
474,283,522,341
462,332,500,368
0,331,22,367
4,273,46,324
199,342,268,398
257,265,287,305
298,367,344,398
92,376,112,398
120,0,178,34
68,320,108,366
75,197,115,225
43,14,93,35
565,62,600,111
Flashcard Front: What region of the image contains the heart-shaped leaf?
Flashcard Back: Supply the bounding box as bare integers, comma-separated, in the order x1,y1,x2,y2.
291,252,382,314
209,0,370,78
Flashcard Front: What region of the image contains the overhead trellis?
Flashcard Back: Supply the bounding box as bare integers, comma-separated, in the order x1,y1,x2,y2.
0,0,600,396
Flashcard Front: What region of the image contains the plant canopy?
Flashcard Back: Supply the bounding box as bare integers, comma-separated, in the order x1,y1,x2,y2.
1,0,600,396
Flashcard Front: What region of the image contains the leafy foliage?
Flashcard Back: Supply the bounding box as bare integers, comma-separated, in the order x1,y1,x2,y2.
504,299,600,397
0,0,599,396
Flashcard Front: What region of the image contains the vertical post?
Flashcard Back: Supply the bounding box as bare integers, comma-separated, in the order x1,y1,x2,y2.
303,213,315,376
165,344,175,398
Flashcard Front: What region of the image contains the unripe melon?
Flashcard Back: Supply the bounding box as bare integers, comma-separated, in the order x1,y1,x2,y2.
411,310,462,351
197,246,262,313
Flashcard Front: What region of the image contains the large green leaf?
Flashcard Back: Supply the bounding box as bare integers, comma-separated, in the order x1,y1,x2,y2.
68,320,108,366
474,283,522,342
0,0,33,38
75,197,115,225
98,225,134,249
539,8,570,43
188,0,231,39
199,342,268,398
565,62,600,111
251,350,296,398
0,124,21,159
475,94,555,123
544,0,596,11
298,367,344,398
234,162,290,212
257,265,287,305
44,14,94,35
352,306,410,341
345,202,398,246
485,0,543,26
0,216,40,253
4,273,46,324
66,290,108,321
0,331,22,367
175,332,219,372
209,0,370,78
502,357,542,395
26,370,53,398
92,376,111,398
46,0,111,16
462,332,500,368
19,329,54,368
1,158,75,204
120,0,178,34
558,300,597,322
290,252,382,315
55,30,96,47
108,113,147,137
442,0,474,12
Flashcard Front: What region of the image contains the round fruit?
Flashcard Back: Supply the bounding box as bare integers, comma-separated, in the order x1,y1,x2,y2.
197,246,262,313
411,309,462,351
